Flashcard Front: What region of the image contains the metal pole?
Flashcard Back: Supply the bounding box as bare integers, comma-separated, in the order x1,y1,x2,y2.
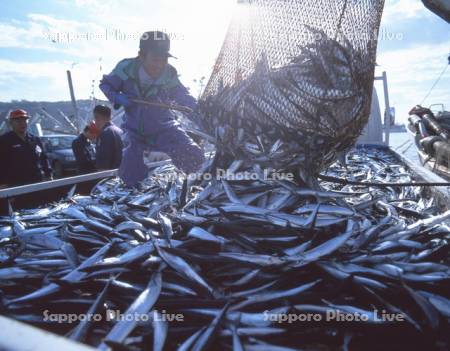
382,71,391,146
39,109,66,129
66,70,80,133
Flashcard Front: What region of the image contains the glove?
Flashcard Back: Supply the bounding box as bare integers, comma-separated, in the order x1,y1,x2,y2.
114,93,130,109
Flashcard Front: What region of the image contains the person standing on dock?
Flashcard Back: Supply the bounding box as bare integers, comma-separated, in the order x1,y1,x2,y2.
0,109,53,188
93,105,124,171
99,30,205,187
72,123,99,174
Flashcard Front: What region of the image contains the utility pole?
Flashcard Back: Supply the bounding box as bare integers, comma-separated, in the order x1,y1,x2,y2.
67,70,80,133
382,71,391,146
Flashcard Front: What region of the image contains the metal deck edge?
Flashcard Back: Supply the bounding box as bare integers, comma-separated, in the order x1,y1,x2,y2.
0,315,95,351
0,159,173,199
356,143,449,210
389,147,450,211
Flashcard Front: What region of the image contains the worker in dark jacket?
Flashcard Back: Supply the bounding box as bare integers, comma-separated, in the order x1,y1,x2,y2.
72,123,98,174
93,105,123,170
0,109,53,187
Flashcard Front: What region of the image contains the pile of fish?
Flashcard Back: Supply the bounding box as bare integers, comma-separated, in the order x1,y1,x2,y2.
0,146,449,350
198,26,372,184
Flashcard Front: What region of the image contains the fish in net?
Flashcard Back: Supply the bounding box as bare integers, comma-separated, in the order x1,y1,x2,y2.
197,0,385,186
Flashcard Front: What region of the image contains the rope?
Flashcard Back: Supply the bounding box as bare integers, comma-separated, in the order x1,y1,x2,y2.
317,173,450,188
131,99,193,113
421,59,449,105
334,0,348,40
400,141,414,155
393,139,410,150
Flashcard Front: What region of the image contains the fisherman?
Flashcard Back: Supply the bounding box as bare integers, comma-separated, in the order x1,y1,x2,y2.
93,105,124,170
72,123,99,174
99,30,205,187
0,109,53,187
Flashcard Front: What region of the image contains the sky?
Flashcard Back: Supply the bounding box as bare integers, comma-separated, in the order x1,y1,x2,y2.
0,0,448,123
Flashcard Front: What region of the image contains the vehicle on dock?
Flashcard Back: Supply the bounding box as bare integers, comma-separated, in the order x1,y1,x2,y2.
41,134,79,177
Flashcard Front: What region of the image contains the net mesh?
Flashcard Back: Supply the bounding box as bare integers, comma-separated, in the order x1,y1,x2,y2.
198,0,385,183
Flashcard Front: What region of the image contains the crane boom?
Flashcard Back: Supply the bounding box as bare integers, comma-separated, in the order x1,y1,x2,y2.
422,0,450,23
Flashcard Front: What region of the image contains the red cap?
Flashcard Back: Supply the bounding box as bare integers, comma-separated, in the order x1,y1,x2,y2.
9,109,29,119
88,121,101,137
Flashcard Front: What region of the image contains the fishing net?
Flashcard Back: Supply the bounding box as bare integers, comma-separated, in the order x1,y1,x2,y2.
198,0,385,184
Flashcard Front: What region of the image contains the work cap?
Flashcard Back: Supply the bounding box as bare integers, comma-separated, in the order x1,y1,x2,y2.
89,121,101,136
9,109,29,119
139,31,176,58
